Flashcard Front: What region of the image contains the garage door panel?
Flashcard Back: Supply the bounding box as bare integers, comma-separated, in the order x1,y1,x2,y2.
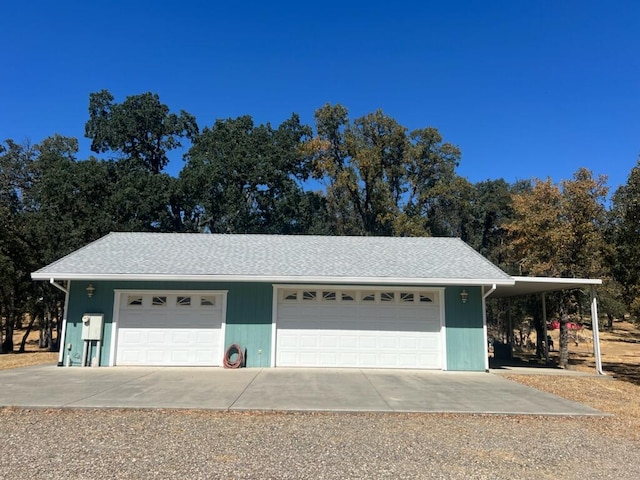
300,335,319,348
378,336,398,349
319,336,338,348
358,336,377,349
277,334,298,348
338,334,358,348
196,331,217,345
119,350,142,364
148,331,167,344
119,330,142,344
170,350,190,363
398,336,418,349
338,352,358,365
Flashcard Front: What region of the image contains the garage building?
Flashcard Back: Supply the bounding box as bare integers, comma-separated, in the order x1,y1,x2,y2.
32,232,522,371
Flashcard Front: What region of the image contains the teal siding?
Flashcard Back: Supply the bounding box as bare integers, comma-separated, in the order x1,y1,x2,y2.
64,281,116,367
62,281,273,367
445,286,486,371
61,280,487,371
222,283,273,367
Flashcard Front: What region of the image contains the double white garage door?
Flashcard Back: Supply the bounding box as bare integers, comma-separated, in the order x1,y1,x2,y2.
114,288,443,369
116,292,224,366
275,288,443,369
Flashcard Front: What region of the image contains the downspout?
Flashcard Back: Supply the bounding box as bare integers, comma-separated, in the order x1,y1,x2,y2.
590,285,604,375
482,284,497,371
50,279,70,367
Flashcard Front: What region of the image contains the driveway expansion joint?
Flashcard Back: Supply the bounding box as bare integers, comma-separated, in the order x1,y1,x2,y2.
227,368,264,411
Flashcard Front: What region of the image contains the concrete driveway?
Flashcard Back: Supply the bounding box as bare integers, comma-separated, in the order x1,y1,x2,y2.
0,365,602,415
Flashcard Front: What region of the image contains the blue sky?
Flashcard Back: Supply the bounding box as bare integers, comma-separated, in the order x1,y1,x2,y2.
1,0,638,193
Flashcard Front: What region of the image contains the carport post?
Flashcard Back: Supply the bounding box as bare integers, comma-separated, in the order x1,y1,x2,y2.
542,293,549,363
590,285,604,375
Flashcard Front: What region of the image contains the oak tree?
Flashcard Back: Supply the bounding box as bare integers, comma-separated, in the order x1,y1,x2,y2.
85,90,198,174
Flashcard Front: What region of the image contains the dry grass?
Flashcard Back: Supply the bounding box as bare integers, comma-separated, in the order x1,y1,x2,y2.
504,374,640,440
503,321,640,440
566,321,640,384
0,329,58,371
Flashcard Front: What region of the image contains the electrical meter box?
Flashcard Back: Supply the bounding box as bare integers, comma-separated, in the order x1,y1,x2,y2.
81,314,104,341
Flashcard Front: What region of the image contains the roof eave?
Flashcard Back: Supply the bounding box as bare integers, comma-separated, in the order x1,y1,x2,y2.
31,272,515,286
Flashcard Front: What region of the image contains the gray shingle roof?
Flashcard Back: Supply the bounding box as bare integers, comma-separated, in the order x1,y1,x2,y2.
32,232,513,285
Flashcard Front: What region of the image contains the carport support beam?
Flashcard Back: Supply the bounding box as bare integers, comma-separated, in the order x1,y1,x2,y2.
542,293,549,363
590,285,604,375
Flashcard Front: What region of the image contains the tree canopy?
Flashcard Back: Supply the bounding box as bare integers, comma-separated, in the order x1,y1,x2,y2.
85,90,198,174
1,91,639,357
304,103,462,236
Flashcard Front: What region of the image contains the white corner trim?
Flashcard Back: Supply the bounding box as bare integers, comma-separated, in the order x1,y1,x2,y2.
271,287,278,368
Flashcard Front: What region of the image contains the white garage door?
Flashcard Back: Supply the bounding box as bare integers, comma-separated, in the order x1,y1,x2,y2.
276,288,443,369
116,292,225,366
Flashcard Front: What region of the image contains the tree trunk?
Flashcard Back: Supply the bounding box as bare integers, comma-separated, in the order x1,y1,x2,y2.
2,312,15,353
534,316,544,359
40,310,54,350
19,313,38,353
46,317,54,351
607,314,614,332
1,297,16,353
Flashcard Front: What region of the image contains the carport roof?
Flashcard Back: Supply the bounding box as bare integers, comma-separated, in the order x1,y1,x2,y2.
489,276,602,298
32,232,514,286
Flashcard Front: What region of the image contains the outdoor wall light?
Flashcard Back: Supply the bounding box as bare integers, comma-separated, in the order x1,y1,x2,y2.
86,284,95,298
460,289,469,304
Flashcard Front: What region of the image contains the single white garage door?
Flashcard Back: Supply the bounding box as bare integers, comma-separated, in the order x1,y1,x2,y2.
116,292,225,366
276,288,442,369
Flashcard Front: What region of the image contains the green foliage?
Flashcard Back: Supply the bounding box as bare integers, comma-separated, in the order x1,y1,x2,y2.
0,140,38,351
305,103,463,236
85,90,198,174
182,114,326,234
470,179,517,267
609,159,640,311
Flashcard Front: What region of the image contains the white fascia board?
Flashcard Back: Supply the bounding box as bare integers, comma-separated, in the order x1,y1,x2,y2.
32,272,516,286
512,276,602,286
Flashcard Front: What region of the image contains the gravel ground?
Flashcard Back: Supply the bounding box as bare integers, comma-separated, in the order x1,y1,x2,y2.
1,407,639,480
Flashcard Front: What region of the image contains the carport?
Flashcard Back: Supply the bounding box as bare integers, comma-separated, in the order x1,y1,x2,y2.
488,276,604,374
